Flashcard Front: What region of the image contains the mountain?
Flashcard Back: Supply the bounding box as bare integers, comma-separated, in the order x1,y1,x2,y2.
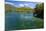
5,4,16,12
5,4,33,13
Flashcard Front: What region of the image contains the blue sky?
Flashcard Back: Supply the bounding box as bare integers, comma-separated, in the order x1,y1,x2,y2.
5,0,44,2
5,0,44,8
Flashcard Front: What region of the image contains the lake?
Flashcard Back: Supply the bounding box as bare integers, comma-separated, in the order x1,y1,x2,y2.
5,12,33,29
5,12,43,30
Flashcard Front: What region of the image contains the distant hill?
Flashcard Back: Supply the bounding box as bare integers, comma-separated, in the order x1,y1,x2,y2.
5,4,16,12
16,7,33,13
5,4,33,13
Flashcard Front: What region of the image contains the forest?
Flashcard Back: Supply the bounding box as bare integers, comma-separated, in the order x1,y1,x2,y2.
33,3,44,19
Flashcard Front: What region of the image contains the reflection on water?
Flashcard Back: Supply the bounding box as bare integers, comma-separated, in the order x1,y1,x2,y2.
5,12,43,30
6,12,33,21
5,12,33,29
20,13,33,20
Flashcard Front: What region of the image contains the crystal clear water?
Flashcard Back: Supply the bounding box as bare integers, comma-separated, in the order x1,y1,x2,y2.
5,12,33,29
5,12,43,30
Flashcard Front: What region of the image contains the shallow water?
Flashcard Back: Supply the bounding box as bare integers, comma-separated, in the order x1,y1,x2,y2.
5,12,33,29
5,12,43,30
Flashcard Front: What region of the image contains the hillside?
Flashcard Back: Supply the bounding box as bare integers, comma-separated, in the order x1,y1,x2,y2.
5,4,16,12
5,4,33,14
15,7,33,14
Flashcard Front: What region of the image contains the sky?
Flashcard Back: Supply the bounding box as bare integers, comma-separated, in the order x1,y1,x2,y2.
5,0,44,2
5,0,44,8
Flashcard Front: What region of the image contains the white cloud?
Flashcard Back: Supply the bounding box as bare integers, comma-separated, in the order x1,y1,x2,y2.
18,3,30,7
24,3,32,8
24,4,29,6
18,3,34,8
5,2,35,8
5,2,16,7
24,3,30,7
19,4,24,7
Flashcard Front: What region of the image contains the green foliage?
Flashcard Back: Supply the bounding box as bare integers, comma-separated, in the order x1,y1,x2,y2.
16,7,33,14
16,7,32,10
34,20,43,28
34,3,44,19
35,3,44,11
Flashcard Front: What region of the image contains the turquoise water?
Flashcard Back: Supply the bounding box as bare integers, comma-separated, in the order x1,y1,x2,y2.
5,12,43,30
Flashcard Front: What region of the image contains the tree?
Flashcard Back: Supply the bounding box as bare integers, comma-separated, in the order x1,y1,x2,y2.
33,3,44,19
